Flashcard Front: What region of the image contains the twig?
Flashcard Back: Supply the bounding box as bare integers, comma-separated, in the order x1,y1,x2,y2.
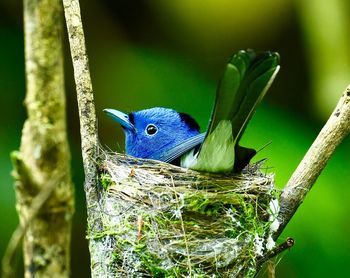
62,0,98,190
255,237,294,275
62,1,101,274
275,85,350,238
261,238,294,263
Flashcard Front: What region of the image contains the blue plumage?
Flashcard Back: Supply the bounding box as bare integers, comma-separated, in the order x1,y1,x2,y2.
104,50,280,173
104,107,200,160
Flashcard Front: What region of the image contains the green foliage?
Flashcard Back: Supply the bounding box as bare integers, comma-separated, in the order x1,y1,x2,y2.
100,172,113,190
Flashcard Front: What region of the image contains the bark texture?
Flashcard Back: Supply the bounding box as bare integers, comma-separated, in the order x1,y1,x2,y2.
61,0,100,275
9,0,75,277
276,85,350,238
62,0,98,196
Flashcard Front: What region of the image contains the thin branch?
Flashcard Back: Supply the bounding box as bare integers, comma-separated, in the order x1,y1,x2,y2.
256,237,295,270
275,85,350,238
62,0,98,191
62,2,102,270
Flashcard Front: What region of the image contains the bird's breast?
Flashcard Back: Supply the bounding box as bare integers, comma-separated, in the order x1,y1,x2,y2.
180,148,198,169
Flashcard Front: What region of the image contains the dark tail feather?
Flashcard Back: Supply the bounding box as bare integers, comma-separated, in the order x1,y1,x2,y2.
205,50,280,170
233,145,256,172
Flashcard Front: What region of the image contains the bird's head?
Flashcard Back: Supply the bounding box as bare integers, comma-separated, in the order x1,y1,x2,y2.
104,107,200,159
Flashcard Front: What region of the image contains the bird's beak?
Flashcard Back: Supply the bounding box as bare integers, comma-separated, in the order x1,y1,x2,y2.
103,108,136,132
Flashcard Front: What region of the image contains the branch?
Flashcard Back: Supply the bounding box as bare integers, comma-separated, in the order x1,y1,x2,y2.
61,0,102,267
255,237,295,275
62,1,98,192
275,85,350,238
3,0,75,276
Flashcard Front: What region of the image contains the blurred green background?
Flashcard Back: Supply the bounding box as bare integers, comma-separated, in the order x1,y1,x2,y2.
1,0,350,277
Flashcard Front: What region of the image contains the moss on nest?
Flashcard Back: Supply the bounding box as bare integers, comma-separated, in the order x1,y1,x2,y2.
88,151,280,277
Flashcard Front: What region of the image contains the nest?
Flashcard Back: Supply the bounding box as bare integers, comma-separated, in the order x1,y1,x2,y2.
88,150,280,278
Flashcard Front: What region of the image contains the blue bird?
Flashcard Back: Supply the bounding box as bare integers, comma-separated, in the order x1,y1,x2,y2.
104,50,280,173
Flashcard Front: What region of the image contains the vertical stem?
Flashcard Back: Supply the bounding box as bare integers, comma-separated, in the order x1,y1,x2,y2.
62,0,98,193
5,0,75,277
61,0,100,274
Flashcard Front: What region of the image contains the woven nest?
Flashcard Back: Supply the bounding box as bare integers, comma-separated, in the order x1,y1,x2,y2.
88,150,280,278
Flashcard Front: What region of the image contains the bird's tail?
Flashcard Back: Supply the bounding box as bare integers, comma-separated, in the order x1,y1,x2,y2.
196,50,280,172
207,50,280,142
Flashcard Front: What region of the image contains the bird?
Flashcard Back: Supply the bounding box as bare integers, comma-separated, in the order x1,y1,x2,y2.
104,50,280,173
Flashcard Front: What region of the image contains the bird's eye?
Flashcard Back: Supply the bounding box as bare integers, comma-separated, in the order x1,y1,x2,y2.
145,124,158,136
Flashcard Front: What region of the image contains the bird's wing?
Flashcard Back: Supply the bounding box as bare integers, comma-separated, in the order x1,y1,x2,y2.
193,50,280,172
150,133,206,163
